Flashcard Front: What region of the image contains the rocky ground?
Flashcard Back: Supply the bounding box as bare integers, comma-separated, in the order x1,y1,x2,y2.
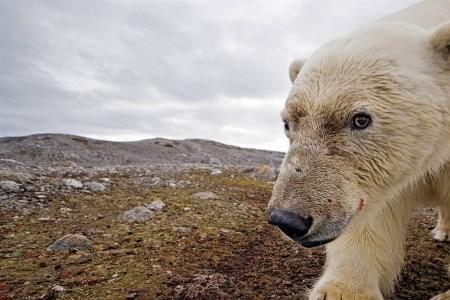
0,135,448,300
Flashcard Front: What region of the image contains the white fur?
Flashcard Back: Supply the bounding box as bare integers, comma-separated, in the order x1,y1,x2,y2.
305,1,450,299
278,1,450,299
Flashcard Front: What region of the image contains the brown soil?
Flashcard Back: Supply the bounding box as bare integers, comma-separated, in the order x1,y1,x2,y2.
0,170,448,300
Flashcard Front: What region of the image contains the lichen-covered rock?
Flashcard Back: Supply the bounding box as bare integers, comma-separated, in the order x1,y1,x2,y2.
0,180,20,192
121,206,154,223
47,234,92,252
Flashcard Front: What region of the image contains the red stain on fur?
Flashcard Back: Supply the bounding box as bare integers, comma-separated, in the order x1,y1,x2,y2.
357,199,365,212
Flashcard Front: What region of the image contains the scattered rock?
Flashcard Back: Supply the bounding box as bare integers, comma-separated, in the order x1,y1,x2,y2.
210,169,222,175
173,226,192,233
38,289,58,300
150,177,161,186
175,180,191,188
209,157,222,166
0,158,23,166
168,179,177,188
104,242,120,250
219,228,241,235
0,180,20,192
126,292,138,299
60,207,72,213
121,206,155,223
63,179,83,188
84,181,106,192
0,170,32,183
147,199,166,211
47,234,92,252
191,191,219,200
242,167,255,173
52,284,66,292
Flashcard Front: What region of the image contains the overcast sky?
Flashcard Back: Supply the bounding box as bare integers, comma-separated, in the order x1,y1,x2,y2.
1,0,420,151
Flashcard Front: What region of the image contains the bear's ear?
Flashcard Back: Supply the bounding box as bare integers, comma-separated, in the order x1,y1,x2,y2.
429,21,450,62
289,59,305,83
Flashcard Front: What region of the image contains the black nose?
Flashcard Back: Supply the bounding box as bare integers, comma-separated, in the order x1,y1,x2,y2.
268,209,312,240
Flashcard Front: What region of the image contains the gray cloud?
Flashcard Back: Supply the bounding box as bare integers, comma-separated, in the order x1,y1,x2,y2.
1,0,420,151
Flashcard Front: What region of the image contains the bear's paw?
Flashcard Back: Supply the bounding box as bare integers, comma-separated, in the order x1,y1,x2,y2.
309,283,383,300
431,226,450,242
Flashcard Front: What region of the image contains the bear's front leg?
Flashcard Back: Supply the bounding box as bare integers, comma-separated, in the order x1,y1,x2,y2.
309,200,413,300
309,241,384,300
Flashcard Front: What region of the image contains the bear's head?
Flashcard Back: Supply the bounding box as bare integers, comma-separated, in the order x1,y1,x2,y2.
268,21,450,247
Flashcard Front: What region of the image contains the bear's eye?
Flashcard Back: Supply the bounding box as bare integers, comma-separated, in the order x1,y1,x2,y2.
351,113,372,130
283,121,290,136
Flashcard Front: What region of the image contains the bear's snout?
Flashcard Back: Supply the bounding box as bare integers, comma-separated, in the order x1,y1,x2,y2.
268,209,313,241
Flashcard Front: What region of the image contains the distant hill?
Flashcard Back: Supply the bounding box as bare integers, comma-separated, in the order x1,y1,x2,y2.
0,134,284,167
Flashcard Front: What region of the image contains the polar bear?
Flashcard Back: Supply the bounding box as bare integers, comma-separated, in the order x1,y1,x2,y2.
267,1,450,299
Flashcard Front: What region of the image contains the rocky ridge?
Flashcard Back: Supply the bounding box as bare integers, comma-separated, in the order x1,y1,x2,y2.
0,134,284,167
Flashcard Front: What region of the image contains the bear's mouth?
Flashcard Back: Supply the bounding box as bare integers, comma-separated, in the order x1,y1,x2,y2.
291,217,348,248
296,232,339,248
